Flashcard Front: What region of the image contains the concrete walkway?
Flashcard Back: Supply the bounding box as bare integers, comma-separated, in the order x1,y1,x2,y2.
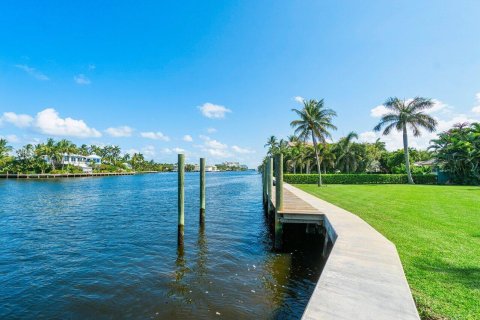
283,184,420,320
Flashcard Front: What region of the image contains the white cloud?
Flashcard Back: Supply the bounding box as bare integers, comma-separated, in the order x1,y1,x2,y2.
198,102,232,119
207,127,217,133
15,64,49,81
140,131,170,141
0,112,34,128
0,134,20,143
200,135,228,149
198,135,231,158
358,131,378,143
472,93,480,114
370,105,389,118
74,74,91,85
142,145,156,157
172,147,186,154
294,96,305,103
183,135,193,142
34,108,102,137
231,145,255,154
105,126,133,137
428,99,449,114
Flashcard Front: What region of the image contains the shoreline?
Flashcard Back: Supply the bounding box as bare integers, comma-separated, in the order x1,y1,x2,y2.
0,172,135,179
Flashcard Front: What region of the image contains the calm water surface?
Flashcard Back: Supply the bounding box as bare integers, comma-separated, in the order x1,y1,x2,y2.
0,172,324,319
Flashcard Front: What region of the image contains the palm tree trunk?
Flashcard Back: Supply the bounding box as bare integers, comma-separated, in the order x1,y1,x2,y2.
403,126,414,184
311,133,322,186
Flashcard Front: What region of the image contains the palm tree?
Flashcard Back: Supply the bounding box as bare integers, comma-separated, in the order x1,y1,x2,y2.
264,136,278,156
0,139,13,172
374,97,437,184
57,139,76,170
291,99,337,186
336,132,360,173
44,138,61,170
0,138,13,158
319,143,336,174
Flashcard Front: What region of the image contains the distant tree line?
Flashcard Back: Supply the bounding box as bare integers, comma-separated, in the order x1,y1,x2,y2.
0,138,174,174
263,134,432,175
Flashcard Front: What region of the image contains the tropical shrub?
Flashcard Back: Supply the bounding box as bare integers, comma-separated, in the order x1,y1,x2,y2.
430,123,480,185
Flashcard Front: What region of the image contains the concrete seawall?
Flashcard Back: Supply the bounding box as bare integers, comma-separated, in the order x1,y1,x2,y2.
282,184,420,320
0,172,135,179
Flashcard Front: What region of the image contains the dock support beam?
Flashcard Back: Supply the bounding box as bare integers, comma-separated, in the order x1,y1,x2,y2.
274,153,284,250
200,157,206,225
178,154,185,246
322,229,329,257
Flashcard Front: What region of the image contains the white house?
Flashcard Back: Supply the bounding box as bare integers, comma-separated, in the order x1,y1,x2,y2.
224,161,240,168
44,153,102,173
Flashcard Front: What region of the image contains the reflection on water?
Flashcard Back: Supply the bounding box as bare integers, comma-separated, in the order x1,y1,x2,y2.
0,172,326,319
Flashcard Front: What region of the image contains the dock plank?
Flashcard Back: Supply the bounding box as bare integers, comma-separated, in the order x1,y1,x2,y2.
269,187,321,214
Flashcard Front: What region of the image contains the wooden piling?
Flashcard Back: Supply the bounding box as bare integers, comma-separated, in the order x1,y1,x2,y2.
200,157,206,225
262,162,266,206
267,157,273,212
274,153,284,250
178,154,185,246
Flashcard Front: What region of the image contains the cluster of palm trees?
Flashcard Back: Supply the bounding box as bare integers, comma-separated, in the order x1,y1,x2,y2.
264,97,439,185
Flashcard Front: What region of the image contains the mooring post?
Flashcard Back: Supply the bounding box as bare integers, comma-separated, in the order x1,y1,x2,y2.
267,157,273,213
200,157,206,225
178,154,185,246
274,153,284,250
262,162,266,206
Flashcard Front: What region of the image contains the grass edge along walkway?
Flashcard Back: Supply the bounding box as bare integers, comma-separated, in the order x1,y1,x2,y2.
295,184,480,320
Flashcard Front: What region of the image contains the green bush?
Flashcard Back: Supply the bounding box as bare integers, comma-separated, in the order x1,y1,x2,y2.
284,174,437,185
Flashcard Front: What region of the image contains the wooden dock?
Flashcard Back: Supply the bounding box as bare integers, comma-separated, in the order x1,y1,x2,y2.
263,154,329,251
0,172,135,179
269,187,324,224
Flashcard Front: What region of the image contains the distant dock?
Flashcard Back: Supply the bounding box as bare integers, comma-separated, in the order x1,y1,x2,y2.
0,172,135,179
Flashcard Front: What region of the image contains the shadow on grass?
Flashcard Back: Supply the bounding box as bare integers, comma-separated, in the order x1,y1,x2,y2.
415,258,480,290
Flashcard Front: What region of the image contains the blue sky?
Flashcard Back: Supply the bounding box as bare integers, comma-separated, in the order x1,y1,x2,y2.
1,1,479,167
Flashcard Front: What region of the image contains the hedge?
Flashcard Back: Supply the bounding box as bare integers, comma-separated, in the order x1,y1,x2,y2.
283,174,437,185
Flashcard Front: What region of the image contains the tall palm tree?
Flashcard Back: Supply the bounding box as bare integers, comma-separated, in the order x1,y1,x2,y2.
336,131,360,173
291,99,337,186
40,138,60,170
264,136,278,156
374,97,437,184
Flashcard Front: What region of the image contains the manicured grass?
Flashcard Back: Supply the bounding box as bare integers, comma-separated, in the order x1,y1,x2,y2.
295,184,480,320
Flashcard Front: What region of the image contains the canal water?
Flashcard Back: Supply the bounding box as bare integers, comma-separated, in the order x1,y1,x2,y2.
0,172,325,319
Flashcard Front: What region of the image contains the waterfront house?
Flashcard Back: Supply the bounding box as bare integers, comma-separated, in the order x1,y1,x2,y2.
206,165,219,172
44,153,102,173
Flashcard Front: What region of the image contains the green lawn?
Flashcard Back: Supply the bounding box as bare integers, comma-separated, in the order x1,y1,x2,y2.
295,184,480,320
